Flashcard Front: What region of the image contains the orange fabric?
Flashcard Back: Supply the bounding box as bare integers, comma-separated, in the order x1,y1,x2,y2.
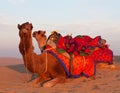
72,56,94,76
46,46,95,77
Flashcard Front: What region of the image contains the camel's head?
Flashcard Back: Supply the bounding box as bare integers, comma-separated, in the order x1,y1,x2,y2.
99,39,107,47
47,31,61,44
18,22,33,38
46,31,61,48
33,30,47,48
100,39,106,45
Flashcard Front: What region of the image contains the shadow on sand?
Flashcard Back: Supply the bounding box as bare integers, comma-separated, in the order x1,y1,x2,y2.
6,64,29,73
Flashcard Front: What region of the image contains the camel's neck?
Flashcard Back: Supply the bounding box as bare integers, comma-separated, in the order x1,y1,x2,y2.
36,40,46,52
19,31,35,72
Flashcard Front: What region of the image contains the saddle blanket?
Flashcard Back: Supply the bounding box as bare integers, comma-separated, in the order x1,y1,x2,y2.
91,47,113,64
46,46,95,78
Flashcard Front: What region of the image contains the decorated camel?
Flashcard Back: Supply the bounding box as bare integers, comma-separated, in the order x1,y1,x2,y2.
33,31,71,59
33,31,117,69
18,22,95,87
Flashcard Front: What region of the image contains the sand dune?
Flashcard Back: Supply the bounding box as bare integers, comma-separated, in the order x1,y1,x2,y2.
0,57,23,66
0,57,120,93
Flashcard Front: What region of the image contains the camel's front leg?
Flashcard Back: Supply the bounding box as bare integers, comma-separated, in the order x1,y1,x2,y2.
28,74,51,87
28,76,42,87
43,77,65,87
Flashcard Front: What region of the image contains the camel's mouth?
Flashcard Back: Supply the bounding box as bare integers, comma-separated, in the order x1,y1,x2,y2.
22,28,28,33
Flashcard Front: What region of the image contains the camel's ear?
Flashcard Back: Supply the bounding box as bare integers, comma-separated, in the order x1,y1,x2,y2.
30,23,33,29
18,24,21,29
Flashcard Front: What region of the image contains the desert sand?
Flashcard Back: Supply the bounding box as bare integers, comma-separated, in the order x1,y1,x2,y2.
0,57,120,93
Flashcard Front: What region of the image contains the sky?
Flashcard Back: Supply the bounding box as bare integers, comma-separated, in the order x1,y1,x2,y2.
0,0,120,58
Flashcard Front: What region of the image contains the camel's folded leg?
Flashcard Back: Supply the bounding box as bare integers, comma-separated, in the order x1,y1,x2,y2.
28,76,51,87
43,77,65,87
28,76,41,87
97,63,117,70
28,72,54,87
108,64,118,70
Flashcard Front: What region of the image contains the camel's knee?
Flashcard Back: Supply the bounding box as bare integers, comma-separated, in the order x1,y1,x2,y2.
43,77,65,87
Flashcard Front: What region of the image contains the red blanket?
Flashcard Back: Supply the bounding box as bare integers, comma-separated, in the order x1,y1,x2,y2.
57,35,113,64
91,47,113,64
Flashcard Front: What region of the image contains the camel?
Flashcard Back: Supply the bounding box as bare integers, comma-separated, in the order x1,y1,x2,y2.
18,22,96,87
18,22,66,87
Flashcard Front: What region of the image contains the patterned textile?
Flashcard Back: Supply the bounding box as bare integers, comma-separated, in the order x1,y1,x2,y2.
56,35,113,64
57,35,101,55
46,46,95,78
91,47,113,64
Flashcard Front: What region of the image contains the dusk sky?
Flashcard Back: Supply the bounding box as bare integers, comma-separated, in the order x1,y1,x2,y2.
0,0,120,58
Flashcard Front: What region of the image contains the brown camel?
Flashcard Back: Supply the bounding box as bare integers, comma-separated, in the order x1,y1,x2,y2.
18,22,66,87
33,30,47,51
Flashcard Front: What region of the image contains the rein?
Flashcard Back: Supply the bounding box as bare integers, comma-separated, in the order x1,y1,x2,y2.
42,46,56,73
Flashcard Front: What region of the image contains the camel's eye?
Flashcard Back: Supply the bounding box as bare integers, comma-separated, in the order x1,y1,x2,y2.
38,31,40,34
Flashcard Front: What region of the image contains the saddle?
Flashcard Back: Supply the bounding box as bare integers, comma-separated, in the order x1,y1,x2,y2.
46,31,94,76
